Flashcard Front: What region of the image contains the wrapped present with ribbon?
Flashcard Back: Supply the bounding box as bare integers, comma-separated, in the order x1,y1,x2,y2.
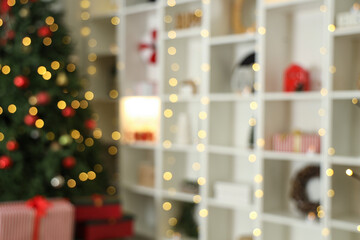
272,131,321,153
0,196,74,240
73,194,122,222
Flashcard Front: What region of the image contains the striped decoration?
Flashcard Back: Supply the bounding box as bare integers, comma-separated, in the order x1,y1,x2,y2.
272,133,321,153
0,199,74,240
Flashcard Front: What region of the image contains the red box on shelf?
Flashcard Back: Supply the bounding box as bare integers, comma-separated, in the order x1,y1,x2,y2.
73,195,122,222
76,215,134,240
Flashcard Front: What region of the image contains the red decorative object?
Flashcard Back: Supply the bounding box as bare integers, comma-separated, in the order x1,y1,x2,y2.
74,198,122,222
14,75,30,89
284,64,310,92
138,30,157,64
26,196,52,240
76,216,133,240
37,26,52,38
0,0,11,14
84,119,97,130
62,156,76,169
24,114,38,126
6,30,15,40
6,140,19,151
36,92,51,105
0,198,74,240
134,131,154,142
62,107,75,118
0,156,12,169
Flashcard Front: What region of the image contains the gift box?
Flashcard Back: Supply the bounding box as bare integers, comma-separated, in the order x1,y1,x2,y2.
73,195,122,222
0,197,74,240
272,132,321,153
76,215,134,240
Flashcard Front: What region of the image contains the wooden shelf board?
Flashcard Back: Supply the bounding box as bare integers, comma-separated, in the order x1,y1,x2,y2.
124,3,157,15
264,92,321,101
333,26,360,37
163,28,201,40
331,155,360,166
210,33,256,46
263,151,322,162
262,210,321,229
332,90,360,100
209,93,255,102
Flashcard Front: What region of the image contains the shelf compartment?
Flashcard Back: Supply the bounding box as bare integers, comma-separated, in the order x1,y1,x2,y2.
164,37,203,95
265,3,323,92
264,100,322,152
331,228,360,240
262,219,321,240
208,207,253,240
162,151,201,195
210,33,256,46
331,164,360,229
88,18,117,56
331,100,360,157
163,102,200,145
164,1,202,32
208,153,254,203
333,33,360,91
89,0,118,18
210,0,256,38
263,159,322,218
209,101,254,148
210,42,255,94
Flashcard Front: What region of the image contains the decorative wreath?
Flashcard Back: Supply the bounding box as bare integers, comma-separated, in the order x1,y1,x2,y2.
290,165,320,215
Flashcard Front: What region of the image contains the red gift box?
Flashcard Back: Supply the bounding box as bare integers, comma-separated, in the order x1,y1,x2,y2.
74,195,122,222
0,197,74,240
272,132,321,153
76,215,134,240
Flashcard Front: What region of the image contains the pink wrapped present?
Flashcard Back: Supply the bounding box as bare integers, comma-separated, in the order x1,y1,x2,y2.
0,197,74,240
272,132,321,153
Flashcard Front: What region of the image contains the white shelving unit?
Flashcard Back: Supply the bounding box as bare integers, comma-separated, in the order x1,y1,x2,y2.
114,0,360,240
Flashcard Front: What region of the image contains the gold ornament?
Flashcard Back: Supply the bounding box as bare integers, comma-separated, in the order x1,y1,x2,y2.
56,72,68,86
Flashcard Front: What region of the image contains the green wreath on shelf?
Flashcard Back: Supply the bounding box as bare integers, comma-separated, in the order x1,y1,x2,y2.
290,165,320,215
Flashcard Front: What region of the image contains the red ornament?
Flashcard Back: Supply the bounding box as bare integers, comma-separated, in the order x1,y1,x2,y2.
85,119,97,130
62,156,76,169
37,26,52,38
14,75,30,89
6,30,15,40
24,114,38,126
138,30,157,64
0,156,12,169
0,0,10,14
61,107,75,118
36,91,51,105
6,140,19,151
284,64,310,92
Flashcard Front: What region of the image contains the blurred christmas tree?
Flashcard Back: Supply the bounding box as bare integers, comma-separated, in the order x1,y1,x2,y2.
0,0,109,201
